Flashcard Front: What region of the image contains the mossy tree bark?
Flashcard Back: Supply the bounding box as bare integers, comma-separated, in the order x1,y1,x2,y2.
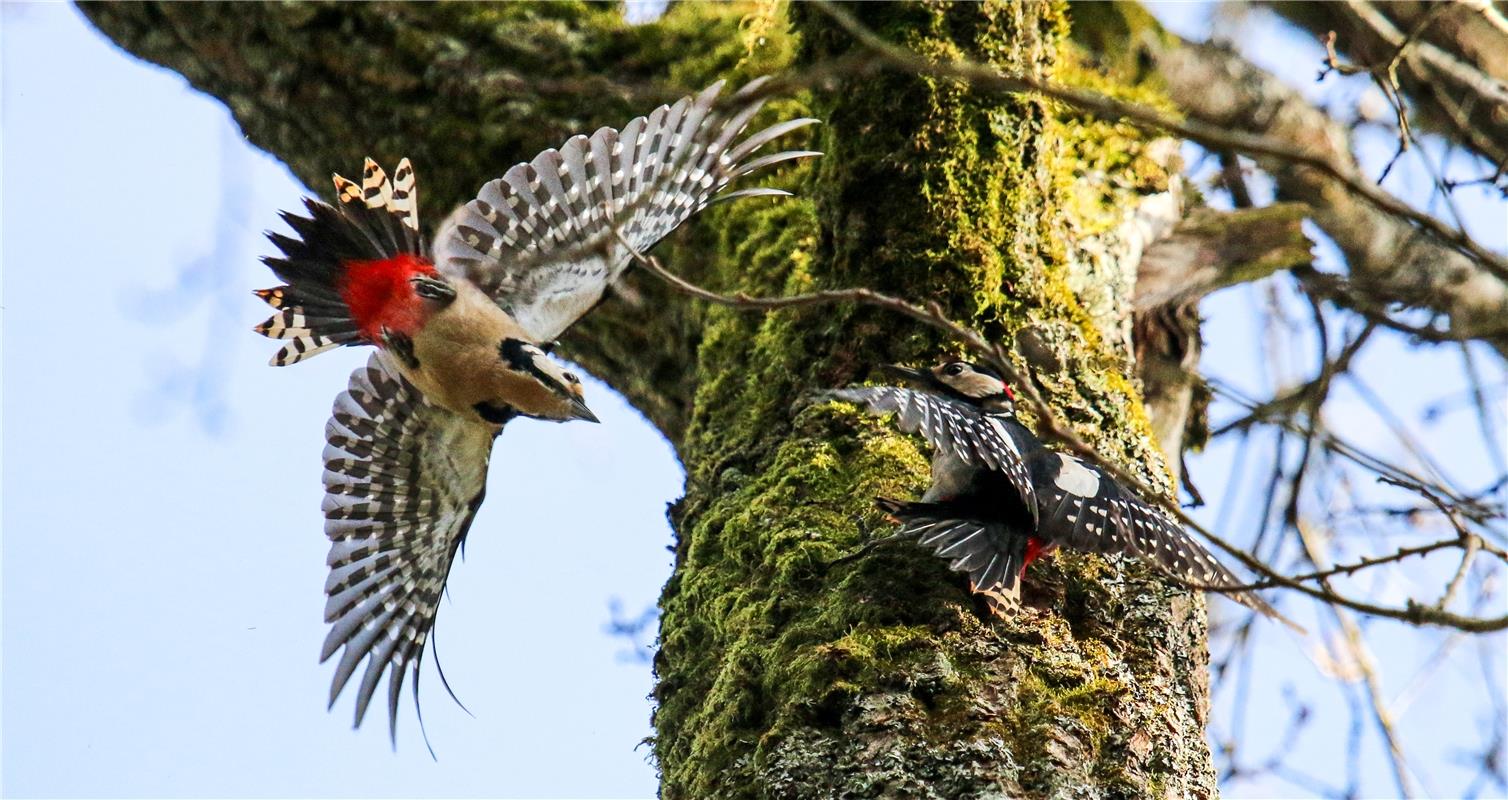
87,2,1222,797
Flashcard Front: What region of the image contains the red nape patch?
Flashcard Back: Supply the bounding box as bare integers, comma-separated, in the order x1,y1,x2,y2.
339,253,437,340
1022,536,1046,574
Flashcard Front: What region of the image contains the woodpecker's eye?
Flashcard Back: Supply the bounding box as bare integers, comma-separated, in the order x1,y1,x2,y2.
563,372,580,385
944,364,965,376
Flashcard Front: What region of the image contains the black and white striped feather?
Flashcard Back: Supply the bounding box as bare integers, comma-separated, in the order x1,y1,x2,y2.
320,353,496,739
826,386,1038,527
876,498,1029,602
256,158,426,366
830,384,1296,627
435,78,820,343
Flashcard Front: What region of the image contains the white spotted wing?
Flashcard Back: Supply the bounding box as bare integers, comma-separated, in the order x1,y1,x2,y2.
435,78,820,344
1029,451,1295,626
828,386,1038,527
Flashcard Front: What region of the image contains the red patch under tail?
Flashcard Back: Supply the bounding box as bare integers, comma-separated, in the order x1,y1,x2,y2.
339,253,437,341
1022,536,1046,576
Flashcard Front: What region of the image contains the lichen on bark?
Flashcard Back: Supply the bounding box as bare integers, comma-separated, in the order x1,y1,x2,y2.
654,3,1218,798
83,2,1226,796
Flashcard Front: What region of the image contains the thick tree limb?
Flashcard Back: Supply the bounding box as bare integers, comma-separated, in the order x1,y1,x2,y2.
1141,35,1508,359
79,1,753,443
1133,203,1315,480
1135,204,1314,312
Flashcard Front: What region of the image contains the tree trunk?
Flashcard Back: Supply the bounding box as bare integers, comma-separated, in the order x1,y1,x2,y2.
86,3,1222,797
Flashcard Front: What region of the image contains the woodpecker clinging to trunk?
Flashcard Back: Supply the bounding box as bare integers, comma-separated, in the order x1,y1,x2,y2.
253,78,819,740
826,361,1298,629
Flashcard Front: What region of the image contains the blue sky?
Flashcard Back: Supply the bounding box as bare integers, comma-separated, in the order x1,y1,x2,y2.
3,5,675,797
4,3,1504,799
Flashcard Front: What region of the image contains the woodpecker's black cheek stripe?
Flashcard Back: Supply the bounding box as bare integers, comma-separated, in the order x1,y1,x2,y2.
498,338,535,370
382,329,420,370
473,402,519,425
411,276,455,304
498,338,554,386
498,337,570,397
963,361,1002,381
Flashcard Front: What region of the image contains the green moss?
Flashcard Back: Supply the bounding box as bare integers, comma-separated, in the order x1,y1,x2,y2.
1002,671,1124,754
83,1,1228,795
649,2,1218,797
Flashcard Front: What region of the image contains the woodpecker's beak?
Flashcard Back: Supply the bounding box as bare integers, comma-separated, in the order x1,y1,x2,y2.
881,364,930,385
568,397,600,423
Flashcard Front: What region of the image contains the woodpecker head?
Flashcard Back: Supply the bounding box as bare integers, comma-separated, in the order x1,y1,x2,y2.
498,338,599,423
884,361,1016,413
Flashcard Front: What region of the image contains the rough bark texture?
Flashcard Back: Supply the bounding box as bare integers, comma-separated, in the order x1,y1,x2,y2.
1134,203,1314,482
87,2,1229,797
1099,5,1508,359
655,5,1220,795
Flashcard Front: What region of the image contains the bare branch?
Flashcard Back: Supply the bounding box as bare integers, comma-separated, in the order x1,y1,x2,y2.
614,226,1508,633
1296,521,1421,798
1147,38,1508,358
1269,0,1508,168
809,0,1508,288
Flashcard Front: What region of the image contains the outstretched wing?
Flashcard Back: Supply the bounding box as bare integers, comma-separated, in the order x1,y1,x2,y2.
320,353,497,739
1029,451,1298,628
826,386,1038,527
435,77,819,343
1029,451,1216,566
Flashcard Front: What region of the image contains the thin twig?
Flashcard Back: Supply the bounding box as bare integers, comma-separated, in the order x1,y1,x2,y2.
612,227,1508,632
1437,534,1481,610
1295,520,1420,798
809,0,1508,283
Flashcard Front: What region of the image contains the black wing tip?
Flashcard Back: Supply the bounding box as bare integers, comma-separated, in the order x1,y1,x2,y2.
1239,593,1307,635
818,386,878,404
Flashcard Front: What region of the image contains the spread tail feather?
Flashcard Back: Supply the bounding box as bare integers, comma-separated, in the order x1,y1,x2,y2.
876,497,1028,610
255,158,427,366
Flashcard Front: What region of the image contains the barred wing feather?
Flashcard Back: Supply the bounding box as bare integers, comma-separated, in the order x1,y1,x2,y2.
880,503,1027,601
1029,452,1298,629
1028,452,1223,572
320,353,496,738
435,78,819,343
826,386,1039,527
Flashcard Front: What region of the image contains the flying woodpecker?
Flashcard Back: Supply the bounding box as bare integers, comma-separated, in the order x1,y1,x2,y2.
252,78,819,739
826,361,1297,628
